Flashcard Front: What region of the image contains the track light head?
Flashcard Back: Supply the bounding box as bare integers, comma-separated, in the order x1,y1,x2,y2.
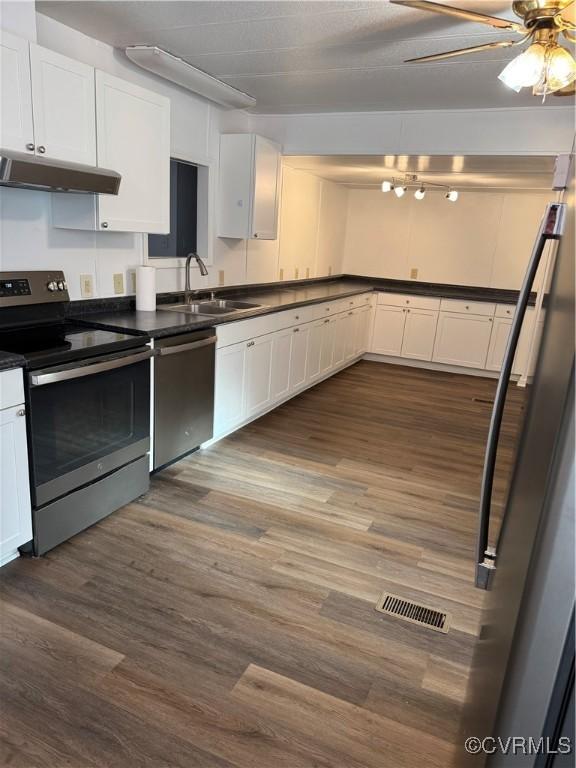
381,180,392,193
394,185,407,198
414,186,426,200
446,189,459,202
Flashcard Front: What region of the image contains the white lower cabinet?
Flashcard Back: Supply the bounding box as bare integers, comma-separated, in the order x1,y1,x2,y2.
0,370,32,567
343,310,359,361
332,313,347,368
244,335,273,419
289,325,309,391
486,307,535,376
306,320,324,383
371,306,406,356
320,317,336,375
433,312,493,369
270,328,293,403
214,341,246,437
401,308,438,362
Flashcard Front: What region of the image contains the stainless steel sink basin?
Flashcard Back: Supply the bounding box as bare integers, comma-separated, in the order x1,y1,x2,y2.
161,298,265,316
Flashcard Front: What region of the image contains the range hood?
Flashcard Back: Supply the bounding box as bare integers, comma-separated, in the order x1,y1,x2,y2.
0,150,121,194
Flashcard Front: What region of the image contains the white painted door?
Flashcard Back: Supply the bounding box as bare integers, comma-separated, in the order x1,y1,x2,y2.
214,342,246,437
401,308,439,361
433,312,493,369
0,404,32,565
96,71,170,233
0,30,34,154
320,317,336,375
332,313,347,368
306,319,324,383
289,325,309,391
270,327,292,403
29,44,96,165
371,306,406,356
245,335,273,418
486,316,511,372
251,135,280,240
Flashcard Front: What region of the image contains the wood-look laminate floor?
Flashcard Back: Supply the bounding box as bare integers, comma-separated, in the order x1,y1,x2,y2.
0,361,527,768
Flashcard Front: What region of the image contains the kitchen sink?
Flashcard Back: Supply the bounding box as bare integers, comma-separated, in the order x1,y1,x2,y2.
161,298,265,316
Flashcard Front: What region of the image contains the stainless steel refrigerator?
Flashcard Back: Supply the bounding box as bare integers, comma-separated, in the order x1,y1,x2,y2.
459,156,575,767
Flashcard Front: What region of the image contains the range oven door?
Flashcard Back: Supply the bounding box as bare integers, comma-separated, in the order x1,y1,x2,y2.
27,347,152,507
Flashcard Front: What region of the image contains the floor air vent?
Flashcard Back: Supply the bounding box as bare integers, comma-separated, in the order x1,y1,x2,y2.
375,593,450,634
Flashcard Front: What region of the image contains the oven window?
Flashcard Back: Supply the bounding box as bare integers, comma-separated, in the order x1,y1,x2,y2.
28,358,150,492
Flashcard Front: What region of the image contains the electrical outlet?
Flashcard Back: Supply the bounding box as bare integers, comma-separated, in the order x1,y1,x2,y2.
328,265,333,276
80,274,94,298
113,273,124,295
279,268,284,281
410,268,419,280
294,267,299,279
128,270,137,293
306,267,310,279
218,270,225,286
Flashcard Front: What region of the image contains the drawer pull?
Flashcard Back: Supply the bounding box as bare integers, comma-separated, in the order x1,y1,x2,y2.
293,328,300,333
405,300,410,304
348,311,353,316
465,305,470,310
295,315,299,320
324,318,330,324
247,340,255,347
16,408,26,417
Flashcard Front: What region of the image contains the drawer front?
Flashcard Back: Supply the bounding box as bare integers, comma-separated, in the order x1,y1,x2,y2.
377,292,441,311
440,299,496,316
495,303,516,319
0,368,24,410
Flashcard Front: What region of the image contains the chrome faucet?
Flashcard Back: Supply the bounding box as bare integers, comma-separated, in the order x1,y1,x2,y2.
184,252,208,304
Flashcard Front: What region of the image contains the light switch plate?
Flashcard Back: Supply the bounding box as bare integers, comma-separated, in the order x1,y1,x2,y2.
410,268,418,279
113,273,124,295
328,265,333,276
306,267,310,279
80,274,94,298
279,268,284,281
218,270,225,286
294,267,299,279
128,269,137,293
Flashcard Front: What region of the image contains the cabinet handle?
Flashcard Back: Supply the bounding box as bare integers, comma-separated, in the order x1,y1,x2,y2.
25,142,35,151
293,328,299,333
37,145,46,154
325,307,330,312
324,318,330,324
489,318,493,322
16,408,26,417
348,311,353,316
465,305,470,310
253,233,259,238
406,300,410,304
295,315,299,320
101,222,109,229
406,309,410,313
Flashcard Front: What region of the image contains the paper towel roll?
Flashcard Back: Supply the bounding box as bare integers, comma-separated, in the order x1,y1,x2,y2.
136,266,156,312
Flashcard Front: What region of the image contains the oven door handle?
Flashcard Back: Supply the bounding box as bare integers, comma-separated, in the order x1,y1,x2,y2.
29,349,154,387
157,336,216,356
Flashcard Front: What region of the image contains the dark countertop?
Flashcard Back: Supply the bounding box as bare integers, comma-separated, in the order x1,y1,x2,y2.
0,351,25,371
74,277,529,340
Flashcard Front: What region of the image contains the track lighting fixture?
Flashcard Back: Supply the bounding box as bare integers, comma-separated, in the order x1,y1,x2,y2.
381,175,459,202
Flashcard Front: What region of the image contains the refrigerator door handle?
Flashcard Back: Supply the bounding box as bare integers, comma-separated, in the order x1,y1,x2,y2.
475,202,566,589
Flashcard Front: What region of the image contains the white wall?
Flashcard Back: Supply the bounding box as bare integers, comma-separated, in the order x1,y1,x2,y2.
342,188,551,289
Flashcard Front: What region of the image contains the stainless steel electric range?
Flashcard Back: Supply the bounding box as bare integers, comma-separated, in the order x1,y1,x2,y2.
0,271,152,555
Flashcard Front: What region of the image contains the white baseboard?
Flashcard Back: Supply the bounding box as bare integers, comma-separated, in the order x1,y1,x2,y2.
0,549,20,568
362,353,517,380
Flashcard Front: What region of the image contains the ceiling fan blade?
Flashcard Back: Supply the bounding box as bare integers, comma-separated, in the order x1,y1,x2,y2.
405,38,522,63
390,0,525,32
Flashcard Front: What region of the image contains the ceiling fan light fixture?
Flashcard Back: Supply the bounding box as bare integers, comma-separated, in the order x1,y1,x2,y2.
414,186,426,200
498,43,547,92
381,180,392,193
533,44,576,95
446,189,459,202
394,185,407,198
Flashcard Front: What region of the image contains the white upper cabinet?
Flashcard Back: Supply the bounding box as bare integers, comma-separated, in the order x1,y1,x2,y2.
0,30,34,153
53,71,170,234
217,133,281,240
29,43,96,165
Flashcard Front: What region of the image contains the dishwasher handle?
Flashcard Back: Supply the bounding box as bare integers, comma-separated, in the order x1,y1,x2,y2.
157,336,217,357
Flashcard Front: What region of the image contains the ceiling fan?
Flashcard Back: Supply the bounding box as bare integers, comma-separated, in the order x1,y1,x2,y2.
391,0,576,97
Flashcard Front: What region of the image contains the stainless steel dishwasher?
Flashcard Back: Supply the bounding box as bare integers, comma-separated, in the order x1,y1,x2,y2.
153,328,216,470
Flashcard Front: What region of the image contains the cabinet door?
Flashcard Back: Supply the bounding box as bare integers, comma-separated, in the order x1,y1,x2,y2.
251,135,280,240
344,310,359,361
332,313,347,368
214,342,246,437
307,320,324,383
320,317,336,375
0,405,32,565
354,306,372,356
29,44,96,165
371,306,406,356
0,31,34,153
401,309,439,362
433,312,493,369
289,326,309,391
270,327,292,403
96,71,170,233
486,316,511,372
245,335,273,418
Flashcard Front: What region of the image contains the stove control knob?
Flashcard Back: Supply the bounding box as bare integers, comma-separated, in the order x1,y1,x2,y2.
57,281,66,291
47,281,58,292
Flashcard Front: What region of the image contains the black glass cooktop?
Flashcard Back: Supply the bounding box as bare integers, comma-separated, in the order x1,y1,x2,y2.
0,321,148,368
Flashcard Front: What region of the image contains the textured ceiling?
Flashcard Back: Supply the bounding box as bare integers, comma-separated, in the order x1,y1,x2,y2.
283,154,557,188
37,1,576,113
